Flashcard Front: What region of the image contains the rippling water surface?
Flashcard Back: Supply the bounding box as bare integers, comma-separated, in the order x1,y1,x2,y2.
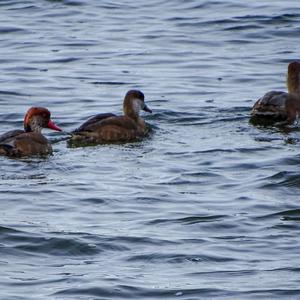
1,0,300,299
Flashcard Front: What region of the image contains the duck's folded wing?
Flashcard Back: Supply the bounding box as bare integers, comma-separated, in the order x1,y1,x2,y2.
0,130,24,155
3,132,51,156
98,116,137,130
0,129,24,143
251,91,288,116
73,113,116,132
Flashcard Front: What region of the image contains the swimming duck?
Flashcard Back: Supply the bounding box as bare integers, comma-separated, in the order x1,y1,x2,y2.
0,107,62,157
251,61,300,124
70,90,152,144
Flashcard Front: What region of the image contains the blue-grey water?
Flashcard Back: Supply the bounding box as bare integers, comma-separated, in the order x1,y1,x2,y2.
1,0,300,299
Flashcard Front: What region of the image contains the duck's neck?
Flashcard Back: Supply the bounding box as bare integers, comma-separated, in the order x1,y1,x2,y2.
123,99,140,122
287,71,300,94
124,111,139,122
24,117,43,133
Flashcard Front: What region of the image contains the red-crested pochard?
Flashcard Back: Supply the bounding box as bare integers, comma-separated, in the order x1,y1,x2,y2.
251,61,300,124
0,107,62,157
70,90,152,144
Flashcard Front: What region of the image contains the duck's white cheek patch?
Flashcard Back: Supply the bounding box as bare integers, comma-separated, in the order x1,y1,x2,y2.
132,99,142,114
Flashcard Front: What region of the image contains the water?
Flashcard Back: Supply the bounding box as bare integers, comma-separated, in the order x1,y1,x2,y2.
1,0,300,299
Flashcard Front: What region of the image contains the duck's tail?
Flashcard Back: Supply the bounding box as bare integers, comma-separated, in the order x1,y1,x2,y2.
0,144,14,156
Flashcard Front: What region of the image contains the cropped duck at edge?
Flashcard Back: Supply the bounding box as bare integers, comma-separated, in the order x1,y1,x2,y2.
70,90,152,144
0,107,62,157
251,61,300,125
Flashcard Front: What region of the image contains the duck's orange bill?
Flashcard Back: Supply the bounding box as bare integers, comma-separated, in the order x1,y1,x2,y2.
47,120,62,131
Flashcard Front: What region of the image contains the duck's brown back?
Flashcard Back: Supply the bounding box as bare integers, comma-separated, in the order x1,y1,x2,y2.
73,113,116,133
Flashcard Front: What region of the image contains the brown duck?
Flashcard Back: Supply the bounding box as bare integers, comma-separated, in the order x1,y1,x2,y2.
251,61,300,124
0,107,62,157
71,90,152,144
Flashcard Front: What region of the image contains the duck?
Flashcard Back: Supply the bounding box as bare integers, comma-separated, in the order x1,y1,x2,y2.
251,61,300,125
0,107,62,157
70,90,152,144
